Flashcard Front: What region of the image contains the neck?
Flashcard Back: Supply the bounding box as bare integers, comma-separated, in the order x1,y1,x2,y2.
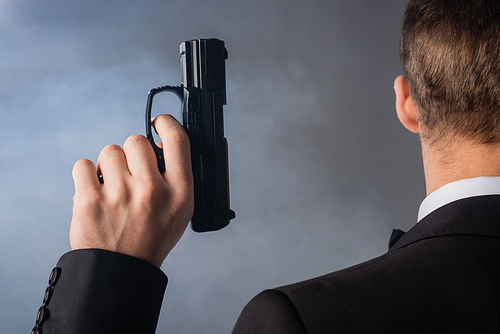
422,138,500,195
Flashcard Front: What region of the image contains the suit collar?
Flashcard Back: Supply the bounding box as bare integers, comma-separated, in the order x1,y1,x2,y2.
390,195,500,251
418,176,500,222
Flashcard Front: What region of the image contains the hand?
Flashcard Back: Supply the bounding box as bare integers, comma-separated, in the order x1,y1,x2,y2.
69,115,194,268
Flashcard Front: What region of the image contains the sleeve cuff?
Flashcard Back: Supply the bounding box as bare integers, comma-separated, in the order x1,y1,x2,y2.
41,249,167,334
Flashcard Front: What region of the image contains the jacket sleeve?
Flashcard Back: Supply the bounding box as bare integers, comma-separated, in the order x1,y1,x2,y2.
31,249,167,334
232,289,307,334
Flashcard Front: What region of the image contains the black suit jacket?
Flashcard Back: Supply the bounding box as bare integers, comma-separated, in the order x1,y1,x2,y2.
233,195,500,333
34,195,500,333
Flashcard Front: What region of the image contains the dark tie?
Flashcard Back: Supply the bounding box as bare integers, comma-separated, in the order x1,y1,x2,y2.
388,229,406,250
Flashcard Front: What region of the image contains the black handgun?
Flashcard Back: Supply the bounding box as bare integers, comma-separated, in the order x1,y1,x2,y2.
145,38,235,232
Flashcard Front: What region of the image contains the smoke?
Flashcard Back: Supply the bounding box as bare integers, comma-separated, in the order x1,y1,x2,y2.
0,0,424,332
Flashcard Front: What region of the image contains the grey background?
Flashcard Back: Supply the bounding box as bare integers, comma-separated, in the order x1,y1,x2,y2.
0,0,425,332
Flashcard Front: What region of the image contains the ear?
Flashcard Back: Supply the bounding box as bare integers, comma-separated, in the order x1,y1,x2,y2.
394,75,419,133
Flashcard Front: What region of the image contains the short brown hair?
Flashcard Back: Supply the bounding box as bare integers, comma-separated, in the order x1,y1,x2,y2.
401,0,500,144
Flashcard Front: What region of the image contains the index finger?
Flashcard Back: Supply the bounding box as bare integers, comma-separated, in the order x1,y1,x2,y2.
152,115,193,193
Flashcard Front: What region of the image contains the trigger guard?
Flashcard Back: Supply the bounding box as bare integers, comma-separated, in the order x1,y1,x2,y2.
145,84,184,174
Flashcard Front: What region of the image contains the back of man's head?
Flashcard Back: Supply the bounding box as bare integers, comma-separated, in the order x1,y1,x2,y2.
401,0,500,145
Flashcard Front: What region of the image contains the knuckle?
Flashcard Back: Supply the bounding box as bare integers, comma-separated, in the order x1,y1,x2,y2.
100,144,123,157
143,180,168,203
172,186,195,218
73,159,95,173
137,190,157,205
124,134,149,149
109,187,131,205
75,188,102,208
177,180,194,201
135,183,155,202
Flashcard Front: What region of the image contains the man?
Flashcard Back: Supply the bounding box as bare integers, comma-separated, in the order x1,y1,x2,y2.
32,0,500,333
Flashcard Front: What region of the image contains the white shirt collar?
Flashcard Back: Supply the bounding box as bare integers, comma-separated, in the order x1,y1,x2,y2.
417,176,500,221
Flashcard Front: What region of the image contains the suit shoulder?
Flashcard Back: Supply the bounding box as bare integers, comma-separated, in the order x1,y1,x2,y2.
272,235,500,333
232,289,307,334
